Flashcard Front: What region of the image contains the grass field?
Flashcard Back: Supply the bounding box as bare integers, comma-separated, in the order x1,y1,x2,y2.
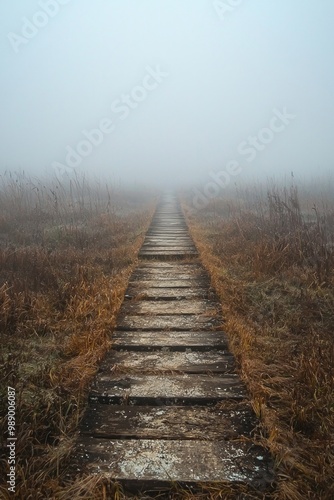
183,178,334,500
1,173,333,499
0,173,156,499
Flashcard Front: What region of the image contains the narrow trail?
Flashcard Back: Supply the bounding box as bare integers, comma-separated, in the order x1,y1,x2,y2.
75,193,273,495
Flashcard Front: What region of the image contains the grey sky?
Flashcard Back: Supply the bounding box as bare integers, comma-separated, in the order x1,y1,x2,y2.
1,0,334,187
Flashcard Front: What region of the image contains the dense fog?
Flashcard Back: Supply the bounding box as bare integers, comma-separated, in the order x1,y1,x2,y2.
1,0,334,189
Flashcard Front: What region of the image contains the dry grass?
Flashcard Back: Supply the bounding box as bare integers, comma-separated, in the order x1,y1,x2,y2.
1,173,333,499
0,172,156,499
182,180,334,499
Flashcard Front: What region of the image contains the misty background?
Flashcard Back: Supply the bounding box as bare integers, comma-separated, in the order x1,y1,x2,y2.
1,0,334,188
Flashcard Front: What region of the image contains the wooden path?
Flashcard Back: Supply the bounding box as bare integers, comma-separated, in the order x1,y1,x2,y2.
75,193,272,495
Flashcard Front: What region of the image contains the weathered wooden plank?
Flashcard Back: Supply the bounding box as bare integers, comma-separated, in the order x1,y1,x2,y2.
135,262,200,269
139,249,197,255
135,262,203,271
80,404,256,440
90,374,247,404
146,231,189,235
124,287,209,300
134,264,203,272
121,299,213,315
99,350,235,374
142,239,194,244
76,438,272,488
131,272,206,282
132,270,206,281
112,331,228,350
127,279,209,288
116,314,221,331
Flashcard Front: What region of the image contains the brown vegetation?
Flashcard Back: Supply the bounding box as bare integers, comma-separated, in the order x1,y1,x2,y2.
1,173,333,499
0,173,155,499
183,180,334,499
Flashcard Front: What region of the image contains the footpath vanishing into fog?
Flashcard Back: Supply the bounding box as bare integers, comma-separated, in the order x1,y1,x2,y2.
73,192,273,496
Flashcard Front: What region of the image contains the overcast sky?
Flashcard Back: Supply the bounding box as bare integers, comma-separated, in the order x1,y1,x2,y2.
1,0,334,187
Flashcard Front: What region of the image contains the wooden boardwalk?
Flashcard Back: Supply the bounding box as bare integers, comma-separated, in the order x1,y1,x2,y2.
75,193,273,495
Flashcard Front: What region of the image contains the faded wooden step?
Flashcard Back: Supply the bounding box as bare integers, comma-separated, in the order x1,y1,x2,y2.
124,287,210,300
98,350,235,374
132,265,206,279
127,278,210,288
76,438,272,490
90,373,247,405
139,250,198,258
121,299,214,315
130,272,205,282
134,262,202,269
80,403,256,440
112,330,228,351
117,314,221,331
